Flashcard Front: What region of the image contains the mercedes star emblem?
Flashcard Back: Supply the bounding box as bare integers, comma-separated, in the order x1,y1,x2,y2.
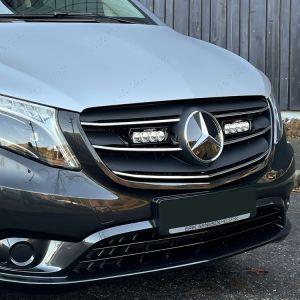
184,111,224,163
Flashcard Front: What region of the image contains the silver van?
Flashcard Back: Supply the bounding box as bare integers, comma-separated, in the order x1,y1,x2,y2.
0,0,294,285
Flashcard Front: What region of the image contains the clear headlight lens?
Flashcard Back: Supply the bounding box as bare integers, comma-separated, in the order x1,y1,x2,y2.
0,95,80,170
269,93,283,144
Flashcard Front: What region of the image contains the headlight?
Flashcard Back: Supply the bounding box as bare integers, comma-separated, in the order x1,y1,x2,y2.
269,93,283,144
0,95,80,170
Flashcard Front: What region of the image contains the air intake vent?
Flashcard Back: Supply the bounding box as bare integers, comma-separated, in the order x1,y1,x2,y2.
80,96,272,188
70,206,284,279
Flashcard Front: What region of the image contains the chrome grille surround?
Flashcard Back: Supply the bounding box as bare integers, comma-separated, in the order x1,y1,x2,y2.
80,97,273,189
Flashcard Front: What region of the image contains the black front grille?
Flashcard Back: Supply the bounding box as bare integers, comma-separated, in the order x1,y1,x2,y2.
80,96,272,186
70,206,284,279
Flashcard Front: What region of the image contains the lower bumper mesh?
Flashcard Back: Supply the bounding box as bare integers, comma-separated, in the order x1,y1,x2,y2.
69,206,285,279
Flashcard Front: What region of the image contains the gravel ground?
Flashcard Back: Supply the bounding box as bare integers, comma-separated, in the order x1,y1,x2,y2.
0,194,299,300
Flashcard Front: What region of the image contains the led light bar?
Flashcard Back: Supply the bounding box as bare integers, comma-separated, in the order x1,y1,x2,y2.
131,129,168,144
223,121,251,135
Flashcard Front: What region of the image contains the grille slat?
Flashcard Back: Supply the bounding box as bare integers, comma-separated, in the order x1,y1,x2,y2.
93,145,183,152
224,126,271,145
81,118,180,127
80,96,272,187
214,106,269,118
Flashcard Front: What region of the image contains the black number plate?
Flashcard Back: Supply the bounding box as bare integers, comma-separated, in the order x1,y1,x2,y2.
153,187,256,235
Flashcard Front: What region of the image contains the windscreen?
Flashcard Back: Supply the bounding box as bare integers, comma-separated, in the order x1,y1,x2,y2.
0,0,153,23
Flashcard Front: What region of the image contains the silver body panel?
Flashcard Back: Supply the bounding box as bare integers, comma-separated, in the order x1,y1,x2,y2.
0,21,271,112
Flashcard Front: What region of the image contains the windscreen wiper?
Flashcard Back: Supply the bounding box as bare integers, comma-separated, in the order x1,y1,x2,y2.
0,13,136,24
53,12,136,24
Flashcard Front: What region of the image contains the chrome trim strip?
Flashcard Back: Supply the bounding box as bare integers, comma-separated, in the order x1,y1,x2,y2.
0,258,210,285
93,145,183,152
81,118,180,127
224,126,271,145
214,107,269,118
113,171,210,180
112,150,269,180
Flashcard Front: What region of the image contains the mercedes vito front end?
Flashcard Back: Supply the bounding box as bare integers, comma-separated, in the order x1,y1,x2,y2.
0,0,295,284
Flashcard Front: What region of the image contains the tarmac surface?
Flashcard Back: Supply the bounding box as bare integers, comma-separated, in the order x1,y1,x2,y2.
0,194,299,300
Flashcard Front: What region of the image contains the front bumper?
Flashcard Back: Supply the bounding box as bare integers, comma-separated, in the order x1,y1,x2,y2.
0,128,295,284
0,202,292,285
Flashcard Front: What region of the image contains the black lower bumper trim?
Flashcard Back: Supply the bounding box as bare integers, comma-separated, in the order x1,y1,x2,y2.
0,204,290,285
68,205,289,283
